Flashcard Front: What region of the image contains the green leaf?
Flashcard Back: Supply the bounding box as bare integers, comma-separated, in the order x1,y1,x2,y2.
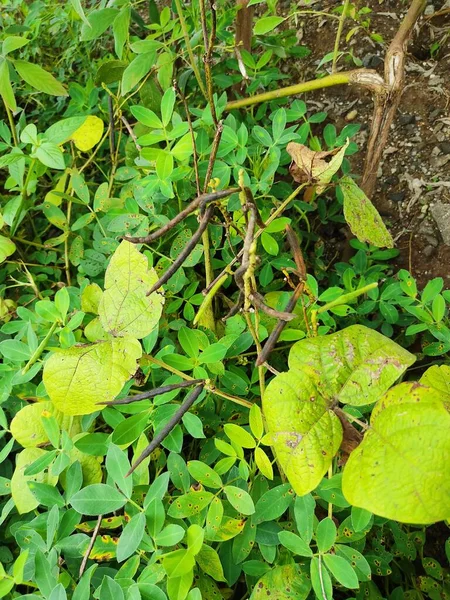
223,486,255,515
33,142,66,170
70,484,127,515
199,343,227,364
171,133,194,162
420,364,450,396
342,383,450,524
154,524,185,546
99,240,164,338
316,518,336,553
45,116,87,145
252,484,294,524
0,58,17,111
310,557,332,600
166,570,193,600
278,531,312,557
322,554,359,589
254,448,273,480
35,549,57,597
250,564,311,600
161,87,175,126
122,51,156,95
0,234,16,263
261,231,279,256
43,338,142,415
117,512,146,562
187,524,204,556
340,176,393,248
264,325,415,496
13,60,67,96
351,506,372,532
224,424,255,449
2,36,30,55
28,481,65,507
162,548,195,578
113,6,130,59
99,576,125,600
168,489,214,519
187,461,222,489
196,544,226,581
80,8,118,41
95,60,128,86
294,494,315,544
253,16,286,35
11,448,58,514
335,544,371,581
232,520,256,563
249,404,264,439
70,0,90,26
130,105,163,129
156,151,174,180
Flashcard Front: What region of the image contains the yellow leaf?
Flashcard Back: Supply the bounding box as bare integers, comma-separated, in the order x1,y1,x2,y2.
71,115,104,152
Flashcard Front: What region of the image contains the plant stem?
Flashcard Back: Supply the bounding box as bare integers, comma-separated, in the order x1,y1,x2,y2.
226,72,353,110
173,0,208,100
332,0,350,73
4,103,19,147
22,321,58,375
11,159,37,236
64,200,72,286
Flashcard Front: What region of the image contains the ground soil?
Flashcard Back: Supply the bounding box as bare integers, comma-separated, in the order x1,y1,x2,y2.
278,0,450,286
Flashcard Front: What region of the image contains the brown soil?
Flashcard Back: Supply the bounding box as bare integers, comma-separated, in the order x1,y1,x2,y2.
278,0,450,286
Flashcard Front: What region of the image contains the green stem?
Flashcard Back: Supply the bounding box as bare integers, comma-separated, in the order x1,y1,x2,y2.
316,281,378,314
226,71,353,111
4,102,19,147
193,272,229,326
11,159,37,236
173,0,208,100
332,0,350,73
22,321,58,375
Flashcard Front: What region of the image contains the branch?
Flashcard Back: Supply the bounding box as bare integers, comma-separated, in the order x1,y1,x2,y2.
127,383,205,476
99,379,205,406
124,187,238,244
146,206,214,295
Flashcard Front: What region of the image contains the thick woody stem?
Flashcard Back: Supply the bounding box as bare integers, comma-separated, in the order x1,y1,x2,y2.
361,0,426,197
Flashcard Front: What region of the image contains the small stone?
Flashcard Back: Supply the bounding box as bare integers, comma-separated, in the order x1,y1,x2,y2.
429,108,442,120
345,109,358,121
389,191,406,202
423,245,436,257
439,142,450,155
398,114,416,126
385,175,399,186
424,4,435,15
430,202,450,245
424,235,439,247
405,123,417,135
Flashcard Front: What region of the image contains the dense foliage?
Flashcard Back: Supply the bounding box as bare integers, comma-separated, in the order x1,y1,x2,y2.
0,1,449,600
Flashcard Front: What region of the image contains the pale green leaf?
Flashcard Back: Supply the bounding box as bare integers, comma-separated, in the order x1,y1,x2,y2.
0,58,17,111
11,448,58,514
43,337,142,415
250,564,311,600
0,234,16,263
13,60,68,96
343,384,450,524
98,240,164,338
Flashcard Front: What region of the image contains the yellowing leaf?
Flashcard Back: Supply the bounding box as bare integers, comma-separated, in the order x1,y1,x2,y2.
71,115,104,152
11,448,58,514
99,240,164,339
340,175,393,248
0,235,16,264
10,401,81,447
43,338,142,415
343,384,450,524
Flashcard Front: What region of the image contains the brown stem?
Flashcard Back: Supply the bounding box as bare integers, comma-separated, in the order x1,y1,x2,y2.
203,121,223,192
99,379,205,406
176,82,201,196
124,187,238,244
235,0,254,53
127,384,205,476
361,0,426,197
79,515,102,578
146,206,214,295
121,116,142,152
